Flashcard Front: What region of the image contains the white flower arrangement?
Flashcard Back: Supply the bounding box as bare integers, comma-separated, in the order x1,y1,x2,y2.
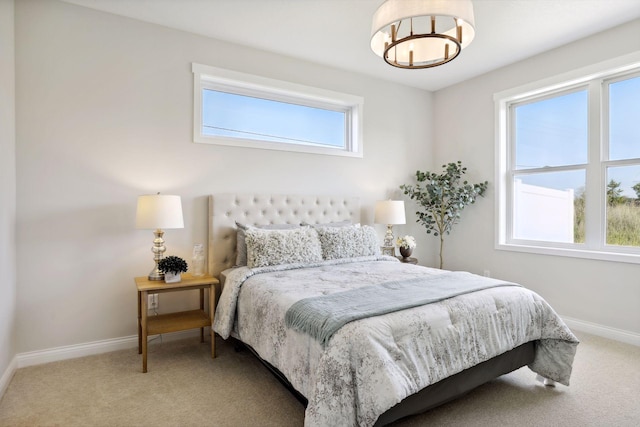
396,235,416,249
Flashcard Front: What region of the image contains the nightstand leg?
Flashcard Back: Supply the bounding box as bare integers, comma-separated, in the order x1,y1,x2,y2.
141,290,148,373
200,288,205,343
210,284,216,358
137,290,142,354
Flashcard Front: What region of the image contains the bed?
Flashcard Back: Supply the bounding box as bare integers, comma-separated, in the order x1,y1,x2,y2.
208,194,578,427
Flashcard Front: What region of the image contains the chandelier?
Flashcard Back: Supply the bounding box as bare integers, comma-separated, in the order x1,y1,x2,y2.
370,0,476,69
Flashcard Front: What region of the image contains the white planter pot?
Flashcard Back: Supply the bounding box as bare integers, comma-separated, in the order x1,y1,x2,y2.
164,272,181,283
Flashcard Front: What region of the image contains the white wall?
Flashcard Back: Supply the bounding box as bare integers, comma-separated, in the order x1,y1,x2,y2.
14,0,434,353
432,19,640,335
0,0,17,388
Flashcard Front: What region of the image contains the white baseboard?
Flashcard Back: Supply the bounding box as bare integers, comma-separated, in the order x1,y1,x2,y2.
16,329,204,369
7,317,639,374
561,316,640,347
0,356,18,401
1,329,204,400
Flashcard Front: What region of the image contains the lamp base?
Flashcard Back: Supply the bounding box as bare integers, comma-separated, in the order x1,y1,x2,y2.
148,265,164,281
148,228,166,281
383,224,395,247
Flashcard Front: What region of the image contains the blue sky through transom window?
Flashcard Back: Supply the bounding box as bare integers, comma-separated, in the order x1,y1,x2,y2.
202,89,346,148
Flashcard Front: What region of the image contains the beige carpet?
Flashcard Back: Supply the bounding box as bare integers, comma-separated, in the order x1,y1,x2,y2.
0,331,638,426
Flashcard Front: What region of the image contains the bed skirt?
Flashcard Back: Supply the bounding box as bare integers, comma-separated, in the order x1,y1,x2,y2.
234,338,536,426
374,340,536,425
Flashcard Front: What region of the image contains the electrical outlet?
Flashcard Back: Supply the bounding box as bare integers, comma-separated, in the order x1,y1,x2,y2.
148,294,159,310
483,270,490,277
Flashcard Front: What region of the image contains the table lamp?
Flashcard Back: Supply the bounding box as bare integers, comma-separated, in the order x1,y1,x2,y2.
136,193,184,281
374,200,406,254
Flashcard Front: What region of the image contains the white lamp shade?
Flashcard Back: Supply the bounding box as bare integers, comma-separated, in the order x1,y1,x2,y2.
136,194,184,229
374,200,406,225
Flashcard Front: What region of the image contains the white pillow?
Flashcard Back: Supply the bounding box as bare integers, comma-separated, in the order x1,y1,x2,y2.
245,227,323,268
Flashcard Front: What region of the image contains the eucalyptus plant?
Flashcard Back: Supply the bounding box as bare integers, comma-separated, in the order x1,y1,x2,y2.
400,161,488,269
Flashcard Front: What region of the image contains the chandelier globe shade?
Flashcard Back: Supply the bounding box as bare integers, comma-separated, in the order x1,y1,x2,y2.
370,0,476,69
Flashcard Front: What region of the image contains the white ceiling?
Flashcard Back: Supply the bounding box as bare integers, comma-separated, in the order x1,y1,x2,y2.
61,0,640,91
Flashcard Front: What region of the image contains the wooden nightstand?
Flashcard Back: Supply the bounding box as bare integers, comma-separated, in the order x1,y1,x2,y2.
135,273,219,373
397,256,418,265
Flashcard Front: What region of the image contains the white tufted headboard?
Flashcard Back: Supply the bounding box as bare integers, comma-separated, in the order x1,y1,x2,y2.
208,194,361,278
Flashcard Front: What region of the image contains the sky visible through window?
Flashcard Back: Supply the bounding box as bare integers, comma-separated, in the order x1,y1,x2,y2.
202,89,346,148
516,76,640,198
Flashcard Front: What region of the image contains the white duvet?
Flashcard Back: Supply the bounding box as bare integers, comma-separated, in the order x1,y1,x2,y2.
214,257,578,427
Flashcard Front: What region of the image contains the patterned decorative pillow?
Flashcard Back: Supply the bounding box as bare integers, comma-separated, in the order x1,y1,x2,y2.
316,225,380,260
235,222,300,266
245,227,323,268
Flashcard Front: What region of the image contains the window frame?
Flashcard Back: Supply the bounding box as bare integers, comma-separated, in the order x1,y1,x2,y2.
494,52,640,264
192,63,364,158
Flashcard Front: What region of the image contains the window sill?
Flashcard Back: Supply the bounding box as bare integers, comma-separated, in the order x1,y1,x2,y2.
496,242,640,265
194,134,363,158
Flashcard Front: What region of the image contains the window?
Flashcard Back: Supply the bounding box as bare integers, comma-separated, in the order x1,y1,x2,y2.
192,63,363,157
495,54,640,264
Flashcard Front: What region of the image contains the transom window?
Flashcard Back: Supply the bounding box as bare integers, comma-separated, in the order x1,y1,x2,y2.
495,55,640,264
192,63,363,157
